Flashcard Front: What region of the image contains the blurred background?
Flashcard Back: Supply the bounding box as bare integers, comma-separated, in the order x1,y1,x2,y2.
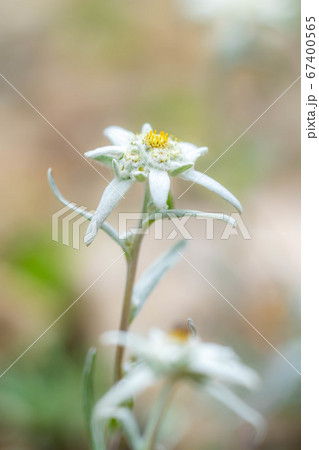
0,0,300,449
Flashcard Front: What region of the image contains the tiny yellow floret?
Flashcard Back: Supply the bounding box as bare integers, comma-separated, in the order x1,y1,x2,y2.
144,130,169,149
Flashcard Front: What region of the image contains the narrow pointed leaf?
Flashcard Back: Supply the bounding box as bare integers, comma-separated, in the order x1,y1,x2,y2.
85,146,124,165
130,240,187,322
145,209,237,227
112,159,122,179
169,162,194,177
132,170,147,182
166,190,174,209
93,407,141,450
84,178,134,246
48,169,123,248
92,366,155,449
95,365,155,411
180,170,242,212
202,381,266,443
83,347,98,449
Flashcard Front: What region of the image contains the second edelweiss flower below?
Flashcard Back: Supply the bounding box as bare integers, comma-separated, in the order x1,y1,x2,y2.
95,327,266,442
84,123,242,245
100,328,260,386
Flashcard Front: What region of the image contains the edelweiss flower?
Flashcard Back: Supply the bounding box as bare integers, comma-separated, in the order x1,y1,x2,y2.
96,328,265,439
84,123,242,245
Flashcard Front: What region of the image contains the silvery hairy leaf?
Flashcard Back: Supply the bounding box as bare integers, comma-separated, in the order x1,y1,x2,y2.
85,146,124,166
130,240,187,323
83,347,97,449
93,407,141,450
180,170,242,212
202,381,266,443
47,169,123,248
84,178,134,246
93,366,155,450
145,209,237,227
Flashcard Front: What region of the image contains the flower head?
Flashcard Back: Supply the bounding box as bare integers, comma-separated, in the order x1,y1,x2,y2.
84,123,242,245
97,327,266,440
101,328,259,386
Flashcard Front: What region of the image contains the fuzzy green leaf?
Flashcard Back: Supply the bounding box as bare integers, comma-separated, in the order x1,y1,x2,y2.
83,347,98,449
166,190,174,209
169,162,194,177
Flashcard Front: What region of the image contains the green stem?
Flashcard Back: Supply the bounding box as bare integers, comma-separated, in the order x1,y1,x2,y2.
142,381,175,450
113,184,150,382
113,232,144,382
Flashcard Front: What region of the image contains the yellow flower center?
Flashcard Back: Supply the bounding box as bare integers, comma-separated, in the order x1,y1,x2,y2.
144,130,169,149
168,327,190,343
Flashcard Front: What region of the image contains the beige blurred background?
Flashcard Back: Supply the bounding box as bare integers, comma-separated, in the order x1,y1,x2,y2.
0,1,300,449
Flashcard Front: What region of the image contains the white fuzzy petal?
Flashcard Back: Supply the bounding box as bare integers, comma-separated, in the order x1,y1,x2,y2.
181,142,197,152
180,142,197,160
84,178,134,245
191,347,260,389
85,146,124,164
180,143,208,163
103,126,134,146
141,123,153,134
180,169,242,212
204,382,266,443
95,365,155,411
149,169,171,209
193,146,209,160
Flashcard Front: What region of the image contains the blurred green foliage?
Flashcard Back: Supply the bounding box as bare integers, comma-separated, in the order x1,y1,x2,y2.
3,229,72,298
55,0,145,68
0,345,86,449
0,229,88,448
